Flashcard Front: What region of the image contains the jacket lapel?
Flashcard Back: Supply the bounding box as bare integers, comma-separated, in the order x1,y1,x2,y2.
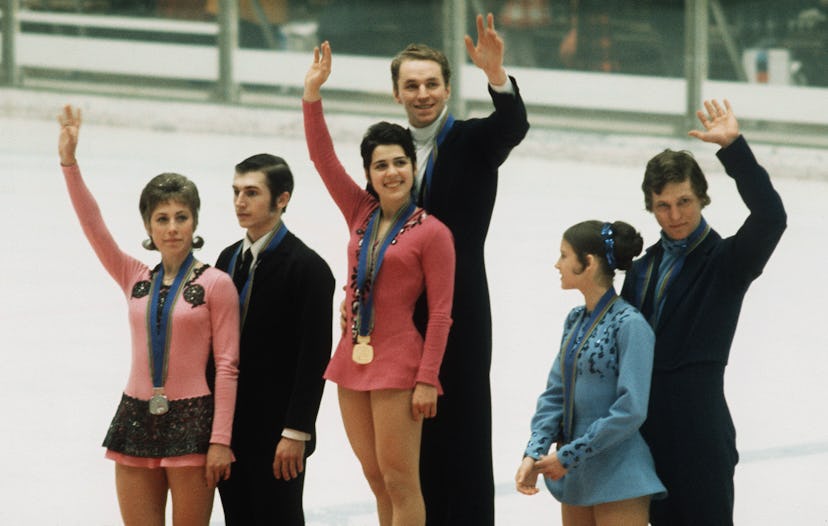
655,231,719,331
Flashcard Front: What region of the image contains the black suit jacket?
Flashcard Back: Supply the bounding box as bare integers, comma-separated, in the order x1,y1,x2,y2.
419,77,529,384
217,231,334,459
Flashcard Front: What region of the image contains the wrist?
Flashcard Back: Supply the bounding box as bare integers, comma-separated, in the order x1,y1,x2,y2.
487,68,508,87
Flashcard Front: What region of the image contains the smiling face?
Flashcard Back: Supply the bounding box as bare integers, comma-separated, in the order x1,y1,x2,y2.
147,200,194,259
393,59,451,129
367,144,414,208
651,179,703,240
233,170,286,242
555,239,586,291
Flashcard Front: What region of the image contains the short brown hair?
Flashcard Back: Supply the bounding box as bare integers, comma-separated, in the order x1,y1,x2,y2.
642,149,711,211
139,172,201,228
391,43,451,93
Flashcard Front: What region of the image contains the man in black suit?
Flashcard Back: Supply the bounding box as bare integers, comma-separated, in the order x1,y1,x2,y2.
216,154,335,525
390,13,529,525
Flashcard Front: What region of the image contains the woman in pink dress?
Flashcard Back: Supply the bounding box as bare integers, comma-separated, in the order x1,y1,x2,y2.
58,105,240,526
303,43,456,526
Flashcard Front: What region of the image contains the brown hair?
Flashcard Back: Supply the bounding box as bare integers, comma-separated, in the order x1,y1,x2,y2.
391,43,451,93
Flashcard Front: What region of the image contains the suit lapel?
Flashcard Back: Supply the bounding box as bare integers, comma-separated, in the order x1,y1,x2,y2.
251,232,295,288
655,232,718,331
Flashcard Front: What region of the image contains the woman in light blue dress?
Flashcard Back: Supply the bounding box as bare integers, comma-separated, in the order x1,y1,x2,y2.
516,220,666,525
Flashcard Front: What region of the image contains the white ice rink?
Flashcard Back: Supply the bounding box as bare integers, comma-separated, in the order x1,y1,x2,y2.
1,89,827,524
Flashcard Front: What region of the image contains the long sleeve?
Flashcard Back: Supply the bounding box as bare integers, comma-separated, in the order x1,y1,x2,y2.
479,77,530,168
525,352,565,460
303,99,376,227
415,219,455,387
716,135,787,282
208,271,240,446
62,163,146,292
556,315,655,470
284,254,335,434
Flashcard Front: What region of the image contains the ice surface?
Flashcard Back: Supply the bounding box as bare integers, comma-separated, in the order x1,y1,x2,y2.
1,89,826,524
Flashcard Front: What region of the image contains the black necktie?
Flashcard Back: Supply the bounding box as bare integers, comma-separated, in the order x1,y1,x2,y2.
233,248,253,292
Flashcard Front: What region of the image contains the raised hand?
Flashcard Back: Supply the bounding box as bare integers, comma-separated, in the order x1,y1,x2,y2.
688,99,740,148
57,104,81,166
464,13,508,87
304,41,332,103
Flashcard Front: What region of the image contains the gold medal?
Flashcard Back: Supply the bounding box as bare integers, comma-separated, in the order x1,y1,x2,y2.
352,335,374,364
148,388,169,415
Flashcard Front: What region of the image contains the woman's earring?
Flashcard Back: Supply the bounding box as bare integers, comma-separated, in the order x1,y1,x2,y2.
192,235,204,249
141,238,156,251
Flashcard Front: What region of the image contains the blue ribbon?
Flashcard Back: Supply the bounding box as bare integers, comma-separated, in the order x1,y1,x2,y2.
560,288,618,442
421,113,455,209
355,202,416,336
601,223,616,270
147,251,196,388
226,221,289,322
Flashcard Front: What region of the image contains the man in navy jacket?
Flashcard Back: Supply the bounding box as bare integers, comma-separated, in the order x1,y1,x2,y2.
621,100,787,525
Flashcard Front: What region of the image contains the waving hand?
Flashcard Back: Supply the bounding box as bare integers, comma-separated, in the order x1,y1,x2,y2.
464,13,508,86
304,41,332,103
58,104,81,166
688,99,740,148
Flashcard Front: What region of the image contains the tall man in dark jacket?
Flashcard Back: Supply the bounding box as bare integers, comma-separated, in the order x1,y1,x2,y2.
391,13,529,525
216,154,335,526
621,100,787,525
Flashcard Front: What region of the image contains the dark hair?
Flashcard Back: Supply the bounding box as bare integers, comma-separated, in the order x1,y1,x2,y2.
360,121,417,199
235,153,294,212
391,43,452,93
563,220,643,280
642,149,711,211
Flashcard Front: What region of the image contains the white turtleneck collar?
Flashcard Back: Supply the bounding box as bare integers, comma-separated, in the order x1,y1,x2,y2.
410,106,449,190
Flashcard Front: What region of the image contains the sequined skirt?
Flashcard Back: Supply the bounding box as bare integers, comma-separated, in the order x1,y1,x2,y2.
103,393,213,458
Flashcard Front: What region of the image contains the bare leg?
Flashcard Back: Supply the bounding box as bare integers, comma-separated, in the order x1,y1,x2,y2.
115,464,167,526
339,386,392,526
166,465,215,526
562,503,597,526
371,389,425,526
594,496,650,526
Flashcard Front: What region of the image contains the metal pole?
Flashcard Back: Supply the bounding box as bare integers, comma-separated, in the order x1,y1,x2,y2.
684,0,708,132
2,0,20,86
217,0,239,102
710,0,746,81
442,0,467,119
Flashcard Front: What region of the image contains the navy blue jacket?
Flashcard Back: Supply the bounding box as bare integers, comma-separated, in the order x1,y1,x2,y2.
621,135,787,371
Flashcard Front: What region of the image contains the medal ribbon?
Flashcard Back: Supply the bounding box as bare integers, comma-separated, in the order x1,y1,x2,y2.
226,221,289,325
420,113,455,209
559,288,618,443
146,251,196,389
636,220,711,325
355,201,416,337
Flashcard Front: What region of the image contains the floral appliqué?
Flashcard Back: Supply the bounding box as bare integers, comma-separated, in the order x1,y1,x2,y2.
131,265,209,308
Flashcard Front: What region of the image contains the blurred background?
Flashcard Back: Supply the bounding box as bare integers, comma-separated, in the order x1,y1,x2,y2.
2,0,828,145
